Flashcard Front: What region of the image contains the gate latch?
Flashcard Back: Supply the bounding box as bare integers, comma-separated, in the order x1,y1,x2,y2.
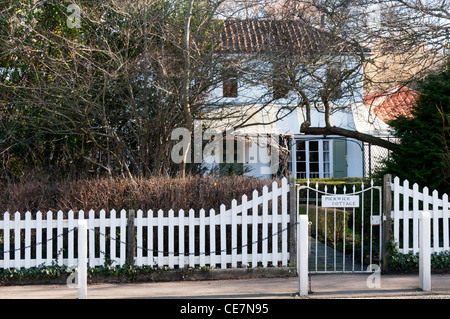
371,215,382,226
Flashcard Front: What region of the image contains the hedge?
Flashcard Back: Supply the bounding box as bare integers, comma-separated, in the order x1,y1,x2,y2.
0,175,279,214
386,240,450,272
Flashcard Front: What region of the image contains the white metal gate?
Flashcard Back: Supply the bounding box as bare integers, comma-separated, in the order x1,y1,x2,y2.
297,180,383,274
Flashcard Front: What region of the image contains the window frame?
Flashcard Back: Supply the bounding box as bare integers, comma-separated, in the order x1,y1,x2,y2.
294,139,333,179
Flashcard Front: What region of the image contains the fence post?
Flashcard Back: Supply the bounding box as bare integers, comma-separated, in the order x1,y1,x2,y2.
297,214,309,296
127,209,136,265
289,174,297,269
419,211,431,291
382,174,392,272
77,219,88,299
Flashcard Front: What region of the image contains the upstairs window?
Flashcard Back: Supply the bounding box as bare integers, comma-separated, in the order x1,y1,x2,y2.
273,63,290,99
326,66,343,101
222,66,238,98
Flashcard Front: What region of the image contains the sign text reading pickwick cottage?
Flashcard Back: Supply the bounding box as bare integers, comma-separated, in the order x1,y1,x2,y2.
321,195,360,208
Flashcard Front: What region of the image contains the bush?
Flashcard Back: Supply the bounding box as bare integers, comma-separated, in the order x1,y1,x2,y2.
307,206,349,244
386,240,450,272
388,250,450,273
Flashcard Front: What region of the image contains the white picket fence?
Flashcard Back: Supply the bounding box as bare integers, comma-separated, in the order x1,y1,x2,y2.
392,176,450,254
0,178,291,270
0,209,128,269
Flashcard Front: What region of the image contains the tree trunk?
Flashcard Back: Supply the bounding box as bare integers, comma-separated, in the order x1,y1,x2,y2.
179,0,195,178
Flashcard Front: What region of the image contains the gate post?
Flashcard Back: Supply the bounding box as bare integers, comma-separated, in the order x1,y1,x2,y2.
419,211,431,291
382,174,392,272
297,214,309,296
127,209,136,265
289,175,297,269
77,219,88,299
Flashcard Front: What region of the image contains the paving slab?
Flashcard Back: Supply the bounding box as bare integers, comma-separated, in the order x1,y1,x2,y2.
0,273,449,299
307,273,450,299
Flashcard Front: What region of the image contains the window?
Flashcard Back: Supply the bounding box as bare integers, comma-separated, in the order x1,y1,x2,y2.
322,141,331,178
223,66,238,97
219,138,244,175
273,63,289,99
295,139,332,179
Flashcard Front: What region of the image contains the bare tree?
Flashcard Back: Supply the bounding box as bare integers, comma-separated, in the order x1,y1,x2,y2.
0,0,195,179
362,0,449,93
0,0,286,179
2,0,446,182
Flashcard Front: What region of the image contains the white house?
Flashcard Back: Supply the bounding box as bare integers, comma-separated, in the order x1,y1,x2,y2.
202,19,400,179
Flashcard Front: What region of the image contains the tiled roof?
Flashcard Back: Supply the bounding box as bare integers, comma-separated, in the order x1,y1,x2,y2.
363,86,418,122
219,19,368,55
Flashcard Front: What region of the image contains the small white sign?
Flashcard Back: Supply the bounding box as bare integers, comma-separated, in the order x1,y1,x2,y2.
321,195,360,208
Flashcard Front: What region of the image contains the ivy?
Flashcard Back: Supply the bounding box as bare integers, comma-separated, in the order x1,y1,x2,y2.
386,240,450,272
0,262,211,284
0,263,68,282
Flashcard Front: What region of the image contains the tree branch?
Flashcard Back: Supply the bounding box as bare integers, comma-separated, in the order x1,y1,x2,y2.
300,125,399,151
